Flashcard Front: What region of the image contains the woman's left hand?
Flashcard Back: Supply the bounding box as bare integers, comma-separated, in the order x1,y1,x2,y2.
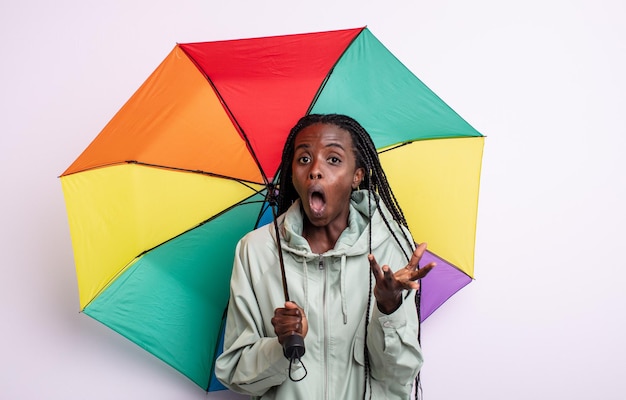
369,242,435,314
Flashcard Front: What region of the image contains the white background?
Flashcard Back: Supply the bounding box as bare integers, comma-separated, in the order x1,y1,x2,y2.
2,1,625,399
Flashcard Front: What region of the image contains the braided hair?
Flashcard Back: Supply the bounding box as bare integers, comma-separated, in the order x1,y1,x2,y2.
275,114,418,398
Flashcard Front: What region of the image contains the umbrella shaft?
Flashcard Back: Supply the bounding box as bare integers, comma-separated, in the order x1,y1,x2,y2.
270,202,290,302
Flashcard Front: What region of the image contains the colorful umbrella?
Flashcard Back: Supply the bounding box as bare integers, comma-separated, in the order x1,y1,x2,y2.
60,27,483,391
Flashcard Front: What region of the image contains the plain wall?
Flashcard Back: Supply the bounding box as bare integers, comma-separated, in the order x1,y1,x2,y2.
1,1,625,399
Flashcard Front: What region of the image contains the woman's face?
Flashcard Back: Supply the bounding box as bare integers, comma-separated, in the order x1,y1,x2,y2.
291,123,364,228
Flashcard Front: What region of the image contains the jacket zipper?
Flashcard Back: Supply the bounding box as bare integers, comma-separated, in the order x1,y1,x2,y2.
319,256,329,400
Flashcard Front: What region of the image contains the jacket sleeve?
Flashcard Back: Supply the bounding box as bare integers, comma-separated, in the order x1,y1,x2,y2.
366,289,423,399
214,239,301,396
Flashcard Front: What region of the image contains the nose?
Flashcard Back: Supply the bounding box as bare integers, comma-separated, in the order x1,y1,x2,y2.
308,159,322,180
309,170,322,180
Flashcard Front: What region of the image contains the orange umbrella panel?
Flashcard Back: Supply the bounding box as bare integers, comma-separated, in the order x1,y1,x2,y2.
62,46,263,184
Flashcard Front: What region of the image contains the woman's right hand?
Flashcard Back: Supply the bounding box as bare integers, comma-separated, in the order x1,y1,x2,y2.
271,301,308,345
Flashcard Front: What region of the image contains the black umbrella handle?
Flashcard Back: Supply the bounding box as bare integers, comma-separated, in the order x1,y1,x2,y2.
282,334,305,359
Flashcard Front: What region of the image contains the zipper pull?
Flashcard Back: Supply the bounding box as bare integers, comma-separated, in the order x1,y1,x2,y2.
318,258,324,270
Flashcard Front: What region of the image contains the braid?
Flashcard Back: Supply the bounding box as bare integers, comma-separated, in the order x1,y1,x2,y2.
276,114,418,399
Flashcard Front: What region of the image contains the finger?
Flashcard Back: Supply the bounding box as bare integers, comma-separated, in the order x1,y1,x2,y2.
382,265,394,282
275,308,299,317
415,242,427,256
280,322,302,335
290,302,308,337
279,302,308,337
411,261,436,281
406,242,428,270
276,325,303,344
402,280,420,290
272,315,302,333
272,313,298,324
368,254,384,281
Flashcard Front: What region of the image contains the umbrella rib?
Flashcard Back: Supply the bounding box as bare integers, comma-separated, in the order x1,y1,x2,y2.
137,189,268,256
270,27,365,181
377,141,413,154
304,27,366,117
61,160,265,188
421,249,474,279
377,135,483,154
124,160,264,187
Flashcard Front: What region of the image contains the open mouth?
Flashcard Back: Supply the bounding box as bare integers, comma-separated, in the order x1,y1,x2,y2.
309,190,326,216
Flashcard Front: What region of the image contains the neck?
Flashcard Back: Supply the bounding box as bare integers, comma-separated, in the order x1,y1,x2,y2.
302,218,348,254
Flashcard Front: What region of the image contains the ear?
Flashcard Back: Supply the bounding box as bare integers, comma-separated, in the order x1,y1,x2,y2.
352,167,365,189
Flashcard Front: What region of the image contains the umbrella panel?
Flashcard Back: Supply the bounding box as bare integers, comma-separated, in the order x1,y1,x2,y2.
310,28,482,147
63,46,262,183
379,137,484,277
418,251,473,320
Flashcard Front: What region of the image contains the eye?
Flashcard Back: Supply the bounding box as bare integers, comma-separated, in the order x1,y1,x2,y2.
297,156,311,164
328,156,341,165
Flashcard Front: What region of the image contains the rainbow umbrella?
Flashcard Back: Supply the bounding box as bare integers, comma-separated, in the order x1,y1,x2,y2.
60,27,483,391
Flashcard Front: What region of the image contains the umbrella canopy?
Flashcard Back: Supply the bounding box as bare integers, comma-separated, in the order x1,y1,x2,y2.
60,27,483,391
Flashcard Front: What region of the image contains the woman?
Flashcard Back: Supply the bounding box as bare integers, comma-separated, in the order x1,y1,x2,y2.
215,114,434,399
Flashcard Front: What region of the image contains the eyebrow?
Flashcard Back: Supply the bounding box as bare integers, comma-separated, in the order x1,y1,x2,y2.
294,142,346,151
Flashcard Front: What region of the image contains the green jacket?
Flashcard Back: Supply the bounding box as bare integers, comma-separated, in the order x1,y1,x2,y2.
215,191,423,399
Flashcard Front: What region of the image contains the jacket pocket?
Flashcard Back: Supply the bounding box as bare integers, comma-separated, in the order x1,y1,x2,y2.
352,312,368,366
352,332,365,366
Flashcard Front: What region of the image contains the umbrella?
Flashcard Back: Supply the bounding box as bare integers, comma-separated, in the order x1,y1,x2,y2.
60,27,483,391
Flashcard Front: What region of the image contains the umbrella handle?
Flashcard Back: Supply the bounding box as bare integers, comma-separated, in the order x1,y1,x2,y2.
283,333,306,359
